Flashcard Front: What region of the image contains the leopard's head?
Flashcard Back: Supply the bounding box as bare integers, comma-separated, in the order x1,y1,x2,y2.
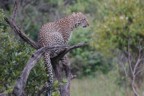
72,12,89,28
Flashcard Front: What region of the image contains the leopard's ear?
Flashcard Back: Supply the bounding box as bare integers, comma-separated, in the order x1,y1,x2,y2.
72,12,76,15
77,12,83,15
72,12,77,16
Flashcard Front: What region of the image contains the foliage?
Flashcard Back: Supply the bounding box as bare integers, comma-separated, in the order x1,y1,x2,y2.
0,25,51,95
0,9,48,94
69,28,112,77
64,0,113,77
91,0,144,55
91,0,144,93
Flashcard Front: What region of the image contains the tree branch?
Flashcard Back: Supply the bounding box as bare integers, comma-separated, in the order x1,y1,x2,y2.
12,43,86,96
11,0,19,21
5,0,39,49
12,45,68,96
52,42,87,62
5,17,40,49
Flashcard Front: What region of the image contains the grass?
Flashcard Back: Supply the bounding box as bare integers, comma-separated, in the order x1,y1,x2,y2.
70,73,126,96
70,72,144,96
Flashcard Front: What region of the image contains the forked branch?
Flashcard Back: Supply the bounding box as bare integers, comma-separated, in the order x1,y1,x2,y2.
12,43,86,96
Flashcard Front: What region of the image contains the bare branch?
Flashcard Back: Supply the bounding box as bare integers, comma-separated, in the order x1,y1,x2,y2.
5,17,40,49
8,0,40,49
131,59,140,96
135,65,144,76
12,43,86,96
12,45,68,95
11,0,19,21
52,42,87,62
131,42,142,96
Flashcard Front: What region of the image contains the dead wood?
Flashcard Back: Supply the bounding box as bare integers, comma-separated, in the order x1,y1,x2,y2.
11,43,86,96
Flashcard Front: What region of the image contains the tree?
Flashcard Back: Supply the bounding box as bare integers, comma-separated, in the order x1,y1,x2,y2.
91,0,144,95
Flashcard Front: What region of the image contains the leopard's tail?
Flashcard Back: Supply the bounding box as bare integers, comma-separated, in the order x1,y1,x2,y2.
44,52,53,96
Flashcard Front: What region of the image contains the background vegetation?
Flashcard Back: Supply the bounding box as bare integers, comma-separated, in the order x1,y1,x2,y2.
0,0,144,96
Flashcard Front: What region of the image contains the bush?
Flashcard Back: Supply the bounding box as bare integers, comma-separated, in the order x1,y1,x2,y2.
69,28,112,77
0,9,48,94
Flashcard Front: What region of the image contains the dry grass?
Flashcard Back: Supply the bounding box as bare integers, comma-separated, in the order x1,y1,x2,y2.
70,74,144,96
70,73,125,96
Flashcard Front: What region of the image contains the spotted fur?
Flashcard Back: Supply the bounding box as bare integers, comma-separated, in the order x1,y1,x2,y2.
38,12,89,96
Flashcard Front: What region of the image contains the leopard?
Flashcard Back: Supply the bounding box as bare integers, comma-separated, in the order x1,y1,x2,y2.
38,12,89,96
